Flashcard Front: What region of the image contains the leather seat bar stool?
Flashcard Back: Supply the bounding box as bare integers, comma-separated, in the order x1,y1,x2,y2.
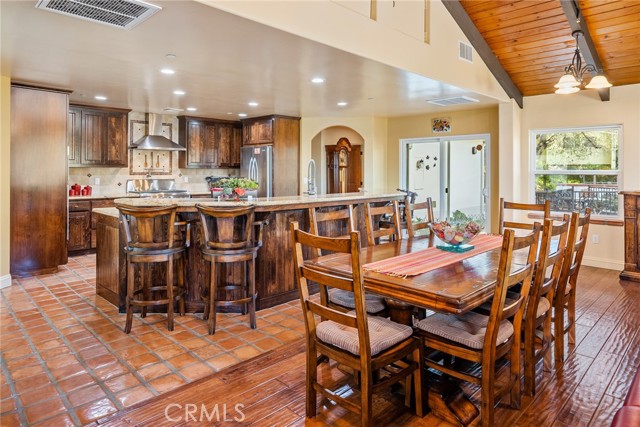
116,203,188,333
196,204,267,335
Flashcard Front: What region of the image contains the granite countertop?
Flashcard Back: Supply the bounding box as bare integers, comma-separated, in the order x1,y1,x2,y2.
92,191,404,216
69,193,132,200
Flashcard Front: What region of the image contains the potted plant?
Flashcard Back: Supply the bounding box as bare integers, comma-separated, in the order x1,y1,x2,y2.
208,177,259,200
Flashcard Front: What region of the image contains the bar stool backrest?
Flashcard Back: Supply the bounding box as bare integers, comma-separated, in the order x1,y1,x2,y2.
196,205,256,251
116,204,178,251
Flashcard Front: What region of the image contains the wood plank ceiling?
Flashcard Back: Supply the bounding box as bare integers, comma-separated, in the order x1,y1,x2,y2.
457,0,640,97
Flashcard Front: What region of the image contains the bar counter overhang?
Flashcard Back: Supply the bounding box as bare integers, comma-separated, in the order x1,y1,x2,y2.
93,191,404,313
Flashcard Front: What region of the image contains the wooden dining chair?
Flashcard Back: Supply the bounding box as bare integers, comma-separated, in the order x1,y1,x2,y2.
291,222,424,427
308,205,386,315
498,198,551,234
404,196,435,238
416,224,541,427
523,215,569,396
554,208,591,365
364,200,402,246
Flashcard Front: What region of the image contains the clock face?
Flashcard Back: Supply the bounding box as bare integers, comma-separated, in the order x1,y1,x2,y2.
339,149,348,167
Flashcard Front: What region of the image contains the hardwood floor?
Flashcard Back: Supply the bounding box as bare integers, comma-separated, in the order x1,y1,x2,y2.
94,266,640,427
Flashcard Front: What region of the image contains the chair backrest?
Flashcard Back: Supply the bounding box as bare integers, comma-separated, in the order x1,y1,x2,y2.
498,198,551,234
404,197,435,238
195,204,255,251
308,205,355,256
364,200,402,246
116,204,178,250
485,224,541,349
527,215,570,321
290,222,372,362
556,208,591,299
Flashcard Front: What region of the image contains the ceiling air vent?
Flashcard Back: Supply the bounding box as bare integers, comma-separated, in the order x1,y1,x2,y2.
427,96,480,107
35,0,161,30
459,41,473,63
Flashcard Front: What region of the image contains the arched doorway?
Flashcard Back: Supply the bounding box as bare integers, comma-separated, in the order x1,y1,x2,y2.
310,126,364,194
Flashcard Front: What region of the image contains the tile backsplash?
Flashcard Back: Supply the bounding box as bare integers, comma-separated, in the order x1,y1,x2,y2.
68,163,238,196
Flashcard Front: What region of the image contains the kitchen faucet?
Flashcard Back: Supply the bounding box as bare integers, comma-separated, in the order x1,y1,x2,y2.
306,159,316,195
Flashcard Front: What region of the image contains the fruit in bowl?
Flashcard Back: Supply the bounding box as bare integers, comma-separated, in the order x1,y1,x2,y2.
430,220,482,246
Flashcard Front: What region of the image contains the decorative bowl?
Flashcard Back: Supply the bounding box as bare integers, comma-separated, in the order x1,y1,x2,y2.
430,220,481,248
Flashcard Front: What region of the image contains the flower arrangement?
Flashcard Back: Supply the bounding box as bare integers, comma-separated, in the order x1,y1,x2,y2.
209,177,259,200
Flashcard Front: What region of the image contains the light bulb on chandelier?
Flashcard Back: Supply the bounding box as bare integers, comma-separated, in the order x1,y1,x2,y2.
554,30,611,94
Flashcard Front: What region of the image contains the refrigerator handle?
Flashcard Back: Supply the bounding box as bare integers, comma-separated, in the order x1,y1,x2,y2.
253,157,259,183
250,157,256,182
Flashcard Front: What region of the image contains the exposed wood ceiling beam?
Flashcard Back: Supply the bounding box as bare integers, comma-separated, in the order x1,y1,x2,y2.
441,0,523,108
560,0,610,101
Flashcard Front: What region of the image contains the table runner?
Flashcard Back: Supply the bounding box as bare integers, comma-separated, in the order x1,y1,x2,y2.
363,234,504,277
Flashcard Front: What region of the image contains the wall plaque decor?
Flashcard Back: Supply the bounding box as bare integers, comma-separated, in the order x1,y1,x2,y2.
432,117,451,133
128,120,174,175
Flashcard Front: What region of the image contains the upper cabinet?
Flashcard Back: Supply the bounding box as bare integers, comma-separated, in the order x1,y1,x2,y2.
69,105,130,167
242,117,274,145
178,116,241,169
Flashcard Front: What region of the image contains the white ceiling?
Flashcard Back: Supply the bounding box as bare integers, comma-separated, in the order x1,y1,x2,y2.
1,0,498,120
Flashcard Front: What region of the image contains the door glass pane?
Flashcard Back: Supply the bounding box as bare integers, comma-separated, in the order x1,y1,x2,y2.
448,139,485,226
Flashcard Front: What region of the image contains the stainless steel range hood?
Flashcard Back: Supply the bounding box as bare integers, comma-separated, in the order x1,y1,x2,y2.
131,113,186,151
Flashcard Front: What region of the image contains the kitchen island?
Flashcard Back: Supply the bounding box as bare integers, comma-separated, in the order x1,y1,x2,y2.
94,192,404,312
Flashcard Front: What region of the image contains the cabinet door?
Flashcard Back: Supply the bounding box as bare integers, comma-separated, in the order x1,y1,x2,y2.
217,124,233,167
103,113,128,166
231,126,242,166
243,119,273,145
68,107,81,166
82,111,105,165
184,120,217,167
69,211,91,251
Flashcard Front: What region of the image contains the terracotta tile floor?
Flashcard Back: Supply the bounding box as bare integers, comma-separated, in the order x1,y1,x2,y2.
0,254,305,426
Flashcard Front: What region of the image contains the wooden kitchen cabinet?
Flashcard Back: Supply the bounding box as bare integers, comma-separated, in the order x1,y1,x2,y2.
217,123,242,167
68,108,81,166
242,117,274,145
620,191,640,282
68,211,91,252
178,116,241,168
69,104,130,167
241,115,300,197
68,198,115,254
11,84,69,275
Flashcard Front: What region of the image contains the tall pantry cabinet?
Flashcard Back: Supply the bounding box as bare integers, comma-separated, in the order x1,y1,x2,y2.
10,84,69,275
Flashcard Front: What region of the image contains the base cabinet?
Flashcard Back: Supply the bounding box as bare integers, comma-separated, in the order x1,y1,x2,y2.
621,191,640,282
68,198,115,254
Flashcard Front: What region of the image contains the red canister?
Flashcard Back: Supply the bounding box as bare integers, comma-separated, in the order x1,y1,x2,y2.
84,185,92,196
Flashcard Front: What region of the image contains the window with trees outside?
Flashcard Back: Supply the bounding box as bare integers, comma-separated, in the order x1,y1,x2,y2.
531,125,621,217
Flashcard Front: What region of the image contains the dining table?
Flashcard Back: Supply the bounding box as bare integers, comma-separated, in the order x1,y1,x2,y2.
304,233,528,315
303,233,529,427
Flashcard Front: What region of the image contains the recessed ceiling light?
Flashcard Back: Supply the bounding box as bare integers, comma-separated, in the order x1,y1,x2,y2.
337,101,348,107
238,113,248,117
248,102,259,107
186,107,197,112
160,68,175,75
94,95,107,101
311,77,325,84
227,112,233,115
173,90,185,95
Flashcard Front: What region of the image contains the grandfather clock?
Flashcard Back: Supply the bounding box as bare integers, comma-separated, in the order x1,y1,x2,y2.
326,137,362,193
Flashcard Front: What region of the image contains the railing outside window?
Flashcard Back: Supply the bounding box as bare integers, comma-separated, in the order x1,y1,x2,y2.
535,184,618,215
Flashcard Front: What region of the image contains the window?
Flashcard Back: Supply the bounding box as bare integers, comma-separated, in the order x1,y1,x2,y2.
531,125,621,217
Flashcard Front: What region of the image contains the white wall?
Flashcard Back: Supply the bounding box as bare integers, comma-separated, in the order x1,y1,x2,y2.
517,84,640,270
0,75,11,287
199,0,509,101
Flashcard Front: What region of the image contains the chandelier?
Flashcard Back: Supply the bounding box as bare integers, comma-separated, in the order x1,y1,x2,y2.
554,30,612,94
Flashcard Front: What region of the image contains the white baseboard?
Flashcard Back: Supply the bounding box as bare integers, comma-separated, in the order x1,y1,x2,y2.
582,255,624,272
0,274,11,289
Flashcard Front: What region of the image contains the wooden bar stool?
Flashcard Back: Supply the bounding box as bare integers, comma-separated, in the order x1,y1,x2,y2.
116,204,188,334
196,204,266,335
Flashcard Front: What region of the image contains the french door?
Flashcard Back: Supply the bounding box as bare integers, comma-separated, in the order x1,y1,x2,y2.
400,134,490,229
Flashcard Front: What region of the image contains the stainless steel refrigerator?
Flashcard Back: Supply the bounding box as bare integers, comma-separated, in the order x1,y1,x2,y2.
241,145,273,197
